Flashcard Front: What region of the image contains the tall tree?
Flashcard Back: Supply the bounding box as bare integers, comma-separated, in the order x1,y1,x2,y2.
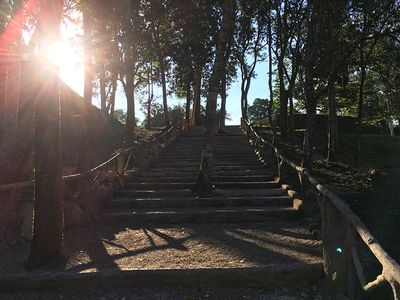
235,0,267,120
27,0,64,268
302,0,322,167
193,0,236,196
140,0,174,127
351,0,397,166
272,0,306,141
82,0,93,105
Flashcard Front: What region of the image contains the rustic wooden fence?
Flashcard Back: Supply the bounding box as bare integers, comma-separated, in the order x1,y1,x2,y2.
241,118,400,299
0,123,181,195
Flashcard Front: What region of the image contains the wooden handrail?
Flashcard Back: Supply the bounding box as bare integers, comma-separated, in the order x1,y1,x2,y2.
241,118,400,298
0,125,181,191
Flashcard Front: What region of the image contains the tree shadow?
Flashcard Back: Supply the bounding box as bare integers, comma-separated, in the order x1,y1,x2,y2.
63,225,191,273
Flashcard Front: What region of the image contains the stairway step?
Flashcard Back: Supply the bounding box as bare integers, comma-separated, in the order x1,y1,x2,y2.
102,207,300,224
148,165,268,173
0,263,323,291
155,161,262,168
106,195,293,209
140,169,272,177
115,188,286,198
161,153,257,159
159,157,259,162
124,181,279,190
132,175,273,183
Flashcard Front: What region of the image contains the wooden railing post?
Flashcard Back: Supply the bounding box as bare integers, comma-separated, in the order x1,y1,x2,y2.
298,171,316,217
277,152,286,184
76,114,92,220
321,196,354,298
334,224,356,298
116,150,125,178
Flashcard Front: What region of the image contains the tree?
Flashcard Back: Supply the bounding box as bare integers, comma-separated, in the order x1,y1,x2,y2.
114,0,147,146
193,0,236,196
235,0,267,120
81,0,93,105
350,0,399,166
248,98,269,122
302,0,322,168
27,0,64,268
271,0,307,141
139,0,174,127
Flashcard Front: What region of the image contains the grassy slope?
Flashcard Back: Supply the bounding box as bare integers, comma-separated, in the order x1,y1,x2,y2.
276,129,400,299
257,127,400,260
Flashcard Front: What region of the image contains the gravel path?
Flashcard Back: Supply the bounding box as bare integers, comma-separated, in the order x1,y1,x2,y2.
0,221,321,275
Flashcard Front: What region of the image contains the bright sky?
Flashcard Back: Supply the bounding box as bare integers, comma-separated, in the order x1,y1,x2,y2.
53,19,270,126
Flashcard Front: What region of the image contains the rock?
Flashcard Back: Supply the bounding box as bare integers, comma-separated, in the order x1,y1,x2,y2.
20,203,33,240
64,201,85,228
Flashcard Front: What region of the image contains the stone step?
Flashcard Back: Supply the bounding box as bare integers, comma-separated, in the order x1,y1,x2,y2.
0,263,323,291
159,155,259,161
161,153,257,159
154,160,262,168
102,207,300,224
124,181,279,191
115,188,286,198
131,175,273,183
167,143,252,147
148,165,268,173
106,195,293,209
139,169,272,177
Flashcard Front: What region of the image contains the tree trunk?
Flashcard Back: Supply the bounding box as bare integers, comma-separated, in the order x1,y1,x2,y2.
145,63,152,129
27,0,64,269
0,59,7,113
240,78,248,120
192,65,202,126
302,0,320,168
99,48,107,113
125,71,135,147
387,99,394,136
288,92,294,140
108,74,117,118
278,60,288,141
218,72,227,133
327,76,338,162
354,61,366,167
185,76,191,129
193,0,236,196
0,58,8,138
159,60,170,127
267,16,276,142
83,4,93,105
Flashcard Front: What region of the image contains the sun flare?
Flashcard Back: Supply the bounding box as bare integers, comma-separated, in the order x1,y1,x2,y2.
46,41,84,95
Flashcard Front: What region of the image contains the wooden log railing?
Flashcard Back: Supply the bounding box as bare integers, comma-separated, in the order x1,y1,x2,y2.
0,124,181,192
241,118,400,299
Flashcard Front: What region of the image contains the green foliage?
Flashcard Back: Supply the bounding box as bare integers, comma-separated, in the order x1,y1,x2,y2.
141,103,184,128
113,109,127,124
248,98,269,122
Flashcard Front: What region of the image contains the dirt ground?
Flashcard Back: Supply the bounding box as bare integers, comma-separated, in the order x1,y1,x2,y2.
0,218,323,299
0,221,321,274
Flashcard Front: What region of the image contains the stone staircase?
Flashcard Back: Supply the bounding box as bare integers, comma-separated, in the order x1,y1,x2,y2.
0,125,323,295
93,126,322,290
103,126,299,224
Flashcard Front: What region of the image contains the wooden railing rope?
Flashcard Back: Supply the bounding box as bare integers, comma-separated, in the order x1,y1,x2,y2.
241,118,400,299
0,124,181,190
